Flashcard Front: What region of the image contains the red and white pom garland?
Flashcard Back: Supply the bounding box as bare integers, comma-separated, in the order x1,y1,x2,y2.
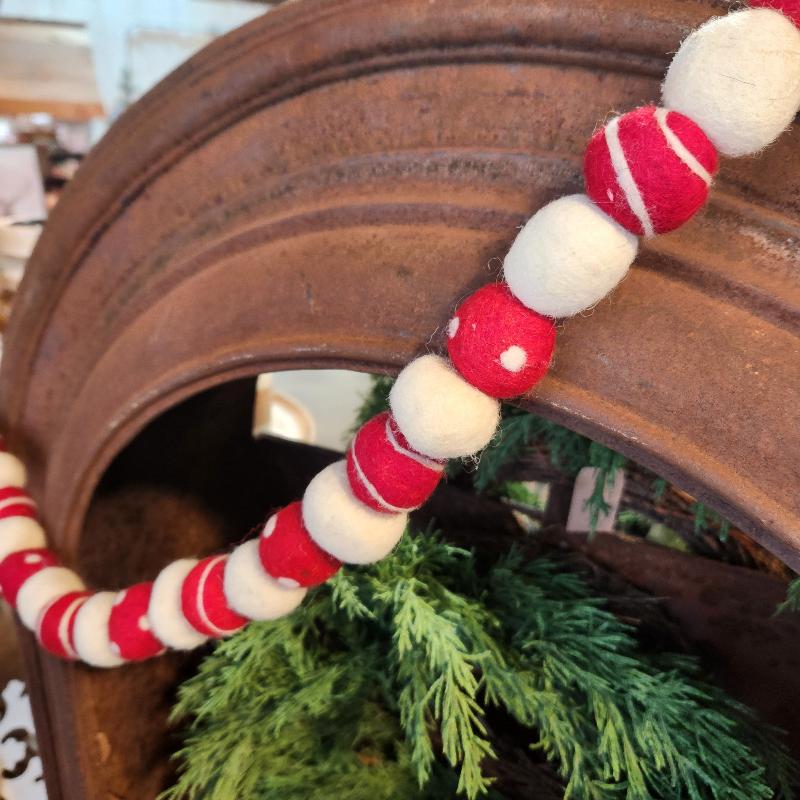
0,0,798,666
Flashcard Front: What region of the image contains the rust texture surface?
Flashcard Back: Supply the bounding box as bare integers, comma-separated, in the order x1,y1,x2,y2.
0,0,798,796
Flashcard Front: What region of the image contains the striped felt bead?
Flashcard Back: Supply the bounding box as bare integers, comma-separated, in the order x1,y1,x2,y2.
36,590,91,660
181,555,248,637
346,411,444,513
0,487,37,520
584,105,718,236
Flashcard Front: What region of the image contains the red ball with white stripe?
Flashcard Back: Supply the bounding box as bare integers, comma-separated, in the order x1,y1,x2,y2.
181,555,248,637
0,548,59,608
346,412,444,514
584,105,718,236
109,582,165,661
259,502,341,587
0,487,36,521
446,283,556,399
36,590,90,660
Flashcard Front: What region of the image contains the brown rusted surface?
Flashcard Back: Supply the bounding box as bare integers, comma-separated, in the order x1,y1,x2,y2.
0,0,798,796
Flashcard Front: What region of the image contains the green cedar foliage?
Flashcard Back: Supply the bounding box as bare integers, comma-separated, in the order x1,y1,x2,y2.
165,532,796,800
777,578,800,615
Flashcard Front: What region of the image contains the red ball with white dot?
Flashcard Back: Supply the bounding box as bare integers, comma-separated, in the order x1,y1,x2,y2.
446,283,556,399
346,411,444,513
0,548,60,608
181,555,248,637
36,590,91,660
109,582,165,661
259,502,341,588
749,0,800,28
584,105,718,237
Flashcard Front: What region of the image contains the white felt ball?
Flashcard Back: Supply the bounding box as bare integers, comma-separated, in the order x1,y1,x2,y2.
223,539,307,620
662,8,800,157
149,559,209,650
302,461,407,564
0,453,27,489
389,355,500,460
73,592,125,668
0,517,46,564
16,566,85,630
503,194,638,318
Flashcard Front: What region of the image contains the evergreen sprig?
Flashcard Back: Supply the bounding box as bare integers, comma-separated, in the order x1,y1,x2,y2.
164,532,796,800
777,578,800,615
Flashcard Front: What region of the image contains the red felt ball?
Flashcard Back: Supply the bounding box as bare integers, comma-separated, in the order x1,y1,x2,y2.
108,582,165,661
181,555,248,637
0,487,37,520
584,105,718,236
259,502,342,587
36,590,91,660
0,548,59,607
346,412,444,513
750,0,800,27
446,283,556,399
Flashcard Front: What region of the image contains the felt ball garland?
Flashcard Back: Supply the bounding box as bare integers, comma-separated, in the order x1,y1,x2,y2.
1,1,799,666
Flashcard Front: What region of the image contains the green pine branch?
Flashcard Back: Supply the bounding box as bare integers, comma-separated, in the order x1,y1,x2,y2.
776,578,800,615
164,533,796,800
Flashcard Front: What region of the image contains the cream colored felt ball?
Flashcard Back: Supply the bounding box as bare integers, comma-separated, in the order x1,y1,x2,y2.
662,8,800,157
149,559,209,650
302,461,407,564
73,592,125,668
389,355,500,460
223,540,307,621
503,194,638,318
